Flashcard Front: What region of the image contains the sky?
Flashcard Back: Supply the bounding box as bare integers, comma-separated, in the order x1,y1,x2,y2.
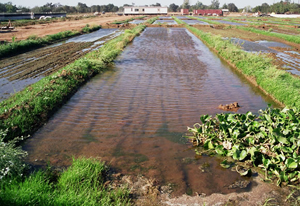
6,0,294,9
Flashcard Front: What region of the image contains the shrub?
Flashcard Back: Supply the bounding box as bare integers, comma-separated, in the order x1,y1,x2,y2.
0,129,28,182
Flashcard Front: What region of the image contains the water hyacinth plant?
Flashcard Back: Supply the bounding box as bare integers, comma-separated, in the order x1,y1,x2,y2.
187,107,300,186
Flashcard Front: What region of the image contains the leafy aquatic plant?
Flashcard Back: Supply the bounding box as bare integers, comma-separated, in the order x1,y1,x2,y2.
187,107,300,186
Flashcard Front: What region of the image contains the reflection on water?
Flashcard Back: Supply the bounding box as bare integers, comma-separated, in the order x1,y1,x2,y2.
23,28,280,196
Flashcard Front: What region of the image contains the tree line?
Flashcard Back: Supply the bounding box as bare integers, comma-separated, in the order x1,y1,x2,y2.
169,0,238,12
0,2,120,13
1,1,300,14
253,1,300,14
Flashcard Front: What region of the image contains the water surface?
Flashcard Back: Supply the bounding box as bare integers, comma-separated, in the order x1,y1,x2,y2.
23,28,280,196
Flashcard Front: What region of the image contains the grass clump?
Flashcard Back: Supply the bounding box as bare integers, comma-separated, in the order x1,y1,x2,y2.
81,24,101,33
0,24,146,141
187,107,300,186
0,158,131,206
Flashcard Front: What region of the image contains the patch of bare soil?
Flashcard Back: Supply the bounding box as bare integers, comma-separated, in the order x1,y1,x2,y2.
161,174,292,206
109,170,296,206
0,15,133,41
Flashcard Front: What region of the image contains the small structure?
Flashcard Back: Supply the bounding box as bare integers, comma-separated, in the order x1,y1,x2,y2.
193,9,223,16
0,12,66,20
1,19,14,30
181,9,189,15
124,6,168,15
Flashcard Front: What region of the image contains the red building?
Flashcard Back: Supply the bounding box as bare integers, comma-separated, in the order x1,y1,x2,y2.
181,9,189,15
193,9,223,16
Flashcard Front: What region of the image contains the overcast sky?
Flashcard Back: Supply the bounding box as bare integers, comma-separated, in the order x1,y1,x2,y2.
6,0,293,9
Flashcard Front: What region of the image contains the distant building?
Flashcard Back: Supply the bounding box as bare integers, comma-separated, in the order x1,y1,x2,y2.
181,9,189,15
124,6,168,15
193,9,223,16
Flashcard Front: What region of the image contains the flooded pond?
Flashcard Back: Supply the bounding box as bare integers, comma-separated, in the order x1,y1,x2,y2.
129,20,145,24
23,28,280,196
0,29,121,102
182,19,209,25
230,38,300,75
153,20,177,25
214,20,246,26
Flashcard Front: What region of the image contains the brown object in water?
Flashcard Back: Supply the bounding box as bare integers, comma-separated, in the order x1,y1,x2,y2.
218,102,240,111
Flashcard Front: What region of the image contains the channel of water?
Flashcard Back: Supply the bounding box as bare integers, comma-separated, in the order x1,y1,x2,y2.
23,27,280,196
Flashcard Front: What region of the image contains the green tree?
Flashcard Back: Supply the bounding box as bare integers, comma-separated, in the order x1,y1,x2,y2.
210,0,220,9
0,3,7,12
77,2,88,13
228,3,238,12
169,3,179,12
5,2,17,13
222,3,228,9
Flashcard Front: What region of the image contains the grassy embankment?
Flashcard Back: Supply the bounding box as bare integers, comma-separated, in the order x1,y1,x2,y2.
0,24,101,58
0,22,148,205
173,17,300,191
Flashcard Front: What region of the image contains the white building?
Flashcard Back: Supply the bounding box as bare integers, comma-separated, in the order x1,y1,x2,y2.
124,6,168,15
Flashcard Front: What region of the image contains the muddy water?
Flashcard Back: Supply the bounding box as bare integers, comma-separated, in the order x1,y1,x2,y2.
0,29,120,102
23,28,280,196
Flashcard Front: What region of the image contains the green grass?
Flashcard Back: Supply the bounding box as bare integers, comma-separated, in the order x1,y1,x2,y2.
0,24,146,141
0,158,130,206
173,17,300,110
0,25,101,58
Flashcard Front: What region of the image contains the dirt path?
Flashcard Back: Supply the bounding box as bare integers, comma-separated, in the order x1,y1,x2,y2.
0,15,131,41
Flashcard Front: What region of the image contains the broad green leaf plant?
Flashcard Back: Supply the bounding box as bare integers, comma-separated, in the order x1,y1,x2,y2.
188,107,300,186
